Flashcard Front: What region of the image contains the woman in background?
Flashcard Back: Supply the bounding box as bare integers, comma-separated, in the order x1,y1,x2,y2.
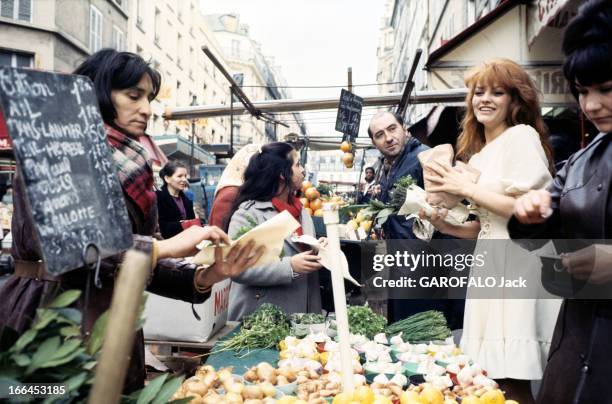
156,161,197,239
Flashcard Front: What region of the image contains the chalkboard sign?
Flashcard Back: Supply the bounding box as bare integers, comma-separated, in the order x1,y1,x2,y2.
0,66,133,275
335,89,363,140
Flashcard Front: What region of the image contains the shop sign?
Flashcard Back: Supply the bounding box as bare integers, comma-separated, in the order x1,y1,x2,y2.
0,66,132,274
335,89,363,141
431,65,574,105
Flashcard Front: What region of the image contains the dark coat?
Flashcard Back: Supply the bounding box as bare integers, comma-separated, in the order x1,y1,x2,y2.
0,170,210,393
379,136,429,239
156,186,195,239
508,133,612,404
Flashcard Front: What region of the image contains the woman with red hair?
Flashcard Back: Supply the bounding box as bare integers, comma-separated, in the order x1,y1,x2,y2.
420,58,561,402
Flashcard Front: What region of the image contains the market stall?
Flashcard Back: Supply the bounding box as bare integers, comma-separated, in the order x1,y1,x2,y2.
164,303,515,404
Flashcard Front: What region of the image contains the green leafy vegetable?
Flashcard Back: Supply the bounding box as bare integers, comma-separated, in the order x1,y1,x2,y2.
347,305,387,338
385,310,451,342
215,303,290,354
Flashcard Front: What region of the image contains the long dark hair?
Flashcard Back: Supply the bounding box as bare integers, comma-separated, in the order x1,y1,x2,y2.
562,0,612,99
225,142,296,229
73,48,161,128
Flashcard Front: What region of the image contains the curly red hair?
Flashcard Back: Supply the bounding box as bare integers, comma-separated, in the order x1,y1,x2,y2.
456,58,554,174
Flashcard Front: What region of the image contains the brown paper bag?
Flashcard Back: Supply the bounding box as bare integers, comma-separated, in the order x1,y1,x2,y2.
418,145,481,209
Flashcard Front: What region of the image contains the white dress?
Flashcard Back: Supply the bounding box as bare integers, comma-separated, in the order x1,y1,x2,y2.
460,124,562,380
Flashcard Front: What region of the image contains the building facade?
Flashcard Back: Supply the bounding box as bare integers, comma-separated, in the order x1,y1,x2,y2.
204,13,306,146
376,0,504,123
127,0,232,145
0,0,128,72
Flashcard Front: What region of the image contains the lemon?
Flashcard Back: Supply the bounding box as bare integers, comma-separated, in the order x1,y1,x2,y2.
372,395,393,404
276,396,298,404
360,220,373,233
462,397,484,404
504,401,520,404
444,399,459,404
419,385,444,404
353,385,375,404
400,390,423,404
481,390,505,404
279,340,287,351
319,351,329,365
347,219,359,230
333,392,353,404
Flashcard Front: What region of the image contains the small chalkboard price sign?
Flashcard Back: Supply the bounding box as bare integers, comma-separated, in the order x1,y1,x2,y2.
0,66,133,275
335,89,363,141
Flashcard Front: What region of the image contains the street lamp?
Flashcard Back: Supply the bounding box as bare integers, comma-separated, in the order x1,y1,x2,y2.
189,95,197,178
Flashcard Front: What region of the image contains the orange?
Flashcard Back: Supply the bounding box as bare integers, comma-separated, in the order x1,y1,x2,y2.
310,198,323,211
314,209,323,217
305,208,313,215
340,141,352,153
342,153,354,166
301,181,312,193
305,187,319,201
299,197,309,208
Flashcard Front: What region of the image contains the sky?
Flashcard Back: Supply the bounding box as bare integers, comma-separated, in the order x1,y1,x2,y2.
200,0,388,138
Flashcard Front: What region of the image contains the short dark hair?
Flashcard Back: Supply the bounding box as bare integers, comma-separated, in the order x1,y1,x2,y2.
159,161,187,186
367,111,404,139
562,0,612,99
365,167,375,174
73,48,162,127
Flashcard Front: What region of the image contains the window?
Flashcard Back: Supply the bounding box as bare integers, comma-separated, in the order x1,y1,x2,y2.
136,0,144,28
1,0,32,22
231,39,240,57
0,50,33,67
177,34,182,67
112,26,125,51
89,6,103,52
154,8,161,45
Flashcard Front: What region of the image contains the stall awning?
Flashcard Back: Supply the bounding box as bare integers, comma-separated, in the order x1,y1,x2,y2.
408,106,463,147
426,0,580,106
153,135,216,165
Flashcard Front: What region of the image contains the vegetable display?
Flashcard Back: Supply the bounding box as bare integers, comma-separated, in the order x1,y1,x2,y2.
347,305,387,339
385,310,452,343
215,304,291,354
360,175,416,226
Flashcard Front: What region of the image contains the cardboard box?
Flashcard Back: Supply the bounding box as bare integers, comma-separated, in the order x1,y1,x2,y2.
143,279,231,342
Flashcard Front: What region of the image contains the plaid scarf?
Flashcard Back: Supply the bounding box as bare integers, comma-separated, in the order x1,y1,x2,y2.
106,125,156,217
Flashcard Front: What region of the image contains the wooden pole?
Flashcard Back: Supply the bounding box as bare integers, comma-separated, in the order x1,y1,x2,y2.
88,250,150,404
322,202,354,394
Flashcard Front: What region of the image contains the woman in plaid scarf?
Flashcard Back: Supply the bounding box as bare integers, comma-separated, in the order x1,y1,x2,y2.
0,49,265,392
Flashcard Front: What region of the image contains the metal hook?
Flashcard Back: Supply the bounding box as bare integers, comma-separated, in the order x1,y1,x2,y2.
82,243,102,289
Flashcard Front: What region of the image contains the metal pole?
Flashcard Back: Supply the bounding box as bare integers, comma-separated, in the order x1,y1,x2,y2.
347,67,352,93
189,95,197,178
230,87,234,156
354,148,367,202
164,89,468,120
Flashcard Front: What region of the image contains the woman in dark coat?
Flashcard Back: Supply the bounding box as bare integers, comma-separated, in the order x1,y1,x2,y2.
0,49,263,392
508,1,612,402
156,161,196,239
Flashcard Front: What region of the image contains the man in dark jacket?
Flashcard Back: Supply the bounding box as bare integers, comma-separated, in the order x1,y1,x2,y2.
368,111,428,239
367,111,463,325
